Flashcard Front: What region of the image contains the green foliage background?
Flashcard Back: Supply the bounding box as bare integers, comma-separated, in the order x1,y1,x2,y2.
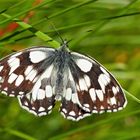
0,0,140,140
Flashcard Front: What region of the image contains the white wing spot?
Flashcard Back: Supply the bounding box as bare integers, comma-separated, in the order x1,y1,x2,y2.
104,74,110,83
112,86,118,95
116,86,120,92
37,89,45,100
45,85,53,98
100,106,104,109
113,109,117,112
26,69,37,81
48,105,52,110
71,93,80,104
32,79,41,101
19,91,24,95
93,106,97,109
92,110,98,113
98,74,110,93
9,58,20,75
84,104,90,108
32,107,35,110
96,90,104,101
79,112,82,115
62,108,67,113
107,110,112,113
84,75,91,87
89,88,96,101
99,110,105,114
38,112,47,116
8,73,18,84
11,91,14,93
8,57,16,64
0,76,2,81
9,94,15,97
76,59,92,72
108,106,111,109
15,75,24,86
79,78,88,91
69,111,76,116
29,51,47,63
38,107,45,112
25,93,31,100
118,107,123,110
110,97,116,105
0,66,4,72
24,65,33,76
68,69,73,81
4,87,8,91
24,101,28,106
65,88,72,101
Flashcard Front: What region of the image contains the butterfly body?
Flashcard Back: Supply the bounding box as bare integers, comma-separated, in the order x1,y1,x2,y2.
51,44,71,100
0,42,127,121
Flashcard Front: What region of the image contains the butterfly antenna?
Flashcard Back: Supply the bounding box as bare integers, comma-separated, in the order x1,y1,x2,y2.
46,16,64,44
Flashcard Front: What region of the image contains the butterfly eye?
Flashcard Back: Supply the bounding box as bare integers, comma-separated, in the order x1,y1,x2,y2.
0,45,127,121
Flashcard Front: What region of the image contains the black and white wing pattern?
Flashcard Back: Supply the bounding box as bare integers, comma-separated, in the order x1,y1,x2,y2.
0,47,56,116
0,42,127,121
60,52,127,121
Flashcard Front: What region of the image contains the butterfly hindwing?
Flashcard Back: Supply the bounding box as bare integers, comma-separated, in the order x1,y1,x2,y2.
60,99,91,121
18,93,55,116
18,63,57,115
59,73,89,121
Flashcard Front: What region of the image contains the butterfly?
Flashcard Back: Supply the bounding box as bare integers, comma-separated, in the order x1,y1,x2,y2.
0,41,127,121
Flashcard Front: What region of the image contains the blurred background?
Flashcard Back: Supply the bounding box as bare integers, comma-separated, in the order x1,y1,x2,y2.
0,0,140,140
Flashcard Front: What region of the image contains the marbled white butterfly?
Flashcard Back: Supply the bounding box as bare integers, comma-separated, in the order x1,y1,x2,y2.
0,41,127,121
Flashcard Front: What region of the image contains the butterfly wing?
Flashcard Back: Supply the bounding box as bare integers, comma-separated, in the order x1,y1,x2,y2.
59,73,91,121
0,47,54,96
0,47,57,115
60,99,91,121
61,52,127,117
18,93,55,116
0,45,127,120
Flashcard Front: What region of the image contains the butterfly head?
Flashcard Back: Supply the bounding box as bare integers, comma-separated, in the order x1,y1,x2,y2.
58,40,70,52
62,40,68,48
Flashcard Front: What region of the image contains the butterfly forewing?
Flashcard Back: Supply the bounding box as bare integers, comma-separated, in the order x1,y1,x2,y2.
0,47,55,97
